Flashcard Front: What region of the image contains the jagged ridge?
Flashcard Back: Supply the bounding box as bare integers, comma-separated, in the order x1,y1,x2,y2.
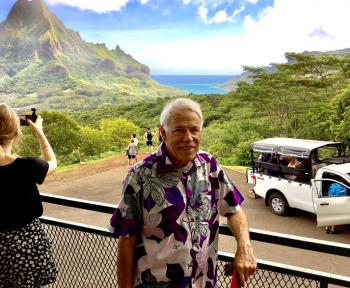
0,0,182,110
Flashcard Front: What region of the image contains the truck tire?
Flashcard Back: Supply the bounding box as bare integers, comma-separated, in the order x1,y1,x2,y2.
269,192,289,216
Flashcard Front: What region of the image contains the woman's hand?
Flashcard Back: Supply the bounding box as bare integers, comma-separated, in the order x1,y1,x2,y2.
27,116,57,173
27,115,44,136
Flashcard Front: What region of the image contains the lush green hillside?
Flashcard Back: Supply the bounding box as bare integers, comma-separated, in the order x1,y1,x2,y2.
16,52,350,166
0,0,184,111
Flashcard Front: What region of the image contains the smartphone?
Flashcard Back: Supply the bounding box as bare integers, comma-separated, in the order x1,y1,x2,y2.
18,108,37,126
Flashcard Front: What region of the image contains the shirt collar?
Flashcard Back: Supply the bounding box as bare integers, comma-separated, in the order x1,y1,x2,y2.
155,142,204,176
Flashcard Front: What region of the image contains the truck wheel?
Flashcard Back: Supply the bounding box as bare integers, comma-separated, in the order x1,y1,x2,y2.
269,192,289,216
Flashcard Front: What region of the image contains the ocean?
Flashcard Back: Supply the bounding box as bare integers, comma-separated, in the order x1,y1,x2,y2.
151,75,234,95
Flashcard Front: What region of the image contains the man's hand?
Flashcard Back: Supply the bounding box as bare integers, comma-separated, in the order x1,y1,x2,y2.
227,209,257,286
234,240,257,286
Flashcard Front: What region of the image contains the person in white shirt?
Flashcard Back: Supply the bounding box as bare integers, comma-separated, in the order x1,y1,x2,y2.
127,138,138,166
131,134,138,161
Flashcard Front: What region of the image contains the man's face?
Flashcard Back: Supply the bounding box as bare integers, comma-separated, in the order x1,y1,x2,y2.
161,108,202,168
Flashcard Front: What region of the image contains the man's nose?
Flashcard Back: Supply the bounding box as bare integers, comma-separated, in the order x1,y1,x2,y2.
182,130,194,141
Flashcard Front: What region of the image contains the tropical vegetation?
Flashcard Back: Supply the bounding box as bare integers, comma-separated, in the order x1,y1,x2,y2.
15,52,350,167
0,0,184,111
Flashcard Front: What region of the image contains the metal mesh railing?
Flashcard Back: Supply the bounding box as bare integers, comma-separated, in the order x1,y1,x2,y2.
216,262,321,288
40,194,350,288
45,224,118,288
245,270,319,288
43,222,325,288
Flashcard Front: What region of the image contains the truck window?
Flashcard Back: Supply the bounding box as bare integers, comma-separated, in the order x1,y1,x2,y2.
320,172,350,198
316,143,350,164
317,147,339,161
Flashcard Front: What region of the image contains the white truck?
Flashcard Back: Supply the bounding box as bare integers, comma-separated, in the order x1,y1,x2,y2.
246,137,350,227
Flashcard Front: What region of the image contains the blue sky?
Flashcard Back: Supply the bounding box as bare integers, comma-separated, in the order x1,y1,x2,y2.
1,0,350,75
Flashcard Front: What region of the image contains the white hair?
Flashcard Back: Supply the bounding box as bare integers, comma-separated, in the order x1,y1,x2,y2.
160,98,203,132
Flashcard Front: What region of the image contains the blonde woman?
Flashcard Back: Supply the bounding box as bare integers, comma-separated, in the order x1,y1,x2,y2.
0,104,57,287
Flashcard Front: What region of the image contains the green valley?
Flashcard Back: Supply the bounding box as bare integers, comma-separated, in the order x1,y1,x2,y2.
15,51,350,167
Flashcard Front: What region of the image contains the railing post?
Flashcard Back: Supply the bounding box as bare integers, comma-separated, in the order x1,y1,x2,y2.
320,279,328,288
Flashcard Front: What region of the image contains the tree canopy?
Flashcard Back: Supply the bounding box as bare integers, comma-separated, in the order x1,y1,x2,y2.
16,52,350,166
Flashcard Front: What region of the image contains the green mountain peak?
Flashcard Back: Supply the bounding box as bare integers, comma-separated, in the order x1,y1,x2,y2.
0,0,184,110
6,0,49,30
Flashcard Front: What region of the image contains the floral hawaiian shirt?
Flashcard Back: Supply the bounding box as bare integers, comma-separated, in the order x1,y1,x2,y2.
110,143,244,288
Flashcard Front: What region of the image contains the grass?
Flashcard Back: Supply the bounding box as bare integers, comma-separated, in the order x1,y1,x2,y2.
55,148,250,175
55,150,122,173
55,163,81,173
222,165,248,174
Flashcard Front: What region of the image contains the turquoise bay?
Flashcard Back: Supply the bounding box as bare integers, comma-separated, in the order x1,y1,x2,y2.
151,75,235,95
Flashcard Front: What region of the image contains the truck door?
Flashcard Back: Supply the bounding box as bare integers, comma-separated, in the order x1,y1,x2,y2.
312,177,350,227
246,168,254,184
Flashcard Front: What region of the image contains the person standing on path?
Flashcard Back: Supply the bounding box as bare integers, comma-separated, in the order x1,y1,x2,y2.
110,98,256,287
144,127,153,152
131,134,139,161
127,138,138,166
0,104,58,287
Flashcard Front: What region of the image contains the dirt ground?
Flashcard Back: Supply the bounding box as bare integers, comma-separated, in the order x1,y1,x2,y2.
44,152,247,192
44,154,135,184
40,153,350,279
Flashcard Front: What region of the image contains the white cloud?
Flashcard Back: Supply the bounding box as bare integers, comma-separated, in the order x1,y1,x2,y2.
165,0,350,73
246,0,258,4
212,10,231,23
45,0,149,13
182,0,234,8
232,5,245,17
78,0,350,74
240,0,350,62
197,5,209,22
197,4,244,24
308,26,334,40
182,0,254,7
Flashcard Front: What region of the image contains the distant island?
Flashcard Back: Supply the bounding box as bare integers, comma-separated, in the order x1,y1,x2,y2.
220,48,350,91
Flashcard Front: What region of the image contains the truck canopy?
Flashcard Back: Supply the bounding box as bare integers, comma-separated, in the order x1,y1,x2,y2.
320,163,350,176
251,138,343,158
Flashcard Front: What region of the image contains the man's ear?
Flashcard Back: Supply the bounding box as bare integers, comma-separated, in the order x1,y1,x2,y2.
160,125,166,141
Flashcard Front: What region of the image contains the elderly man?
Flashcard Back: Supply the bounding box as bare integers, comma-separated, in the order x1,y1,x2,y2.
110,98,256,287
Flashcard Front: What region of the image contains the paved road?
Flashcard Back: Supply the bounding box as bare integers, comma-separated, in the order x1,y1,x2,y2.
40,155,350,278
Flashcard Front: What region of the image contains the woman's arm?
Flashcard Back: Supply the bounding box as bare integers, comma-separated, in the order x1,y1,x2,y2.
28,116,57,174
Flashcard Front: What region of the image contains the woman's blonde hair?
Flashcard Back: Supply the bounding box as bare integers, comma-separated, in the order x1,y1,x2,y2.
0,103,21,158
